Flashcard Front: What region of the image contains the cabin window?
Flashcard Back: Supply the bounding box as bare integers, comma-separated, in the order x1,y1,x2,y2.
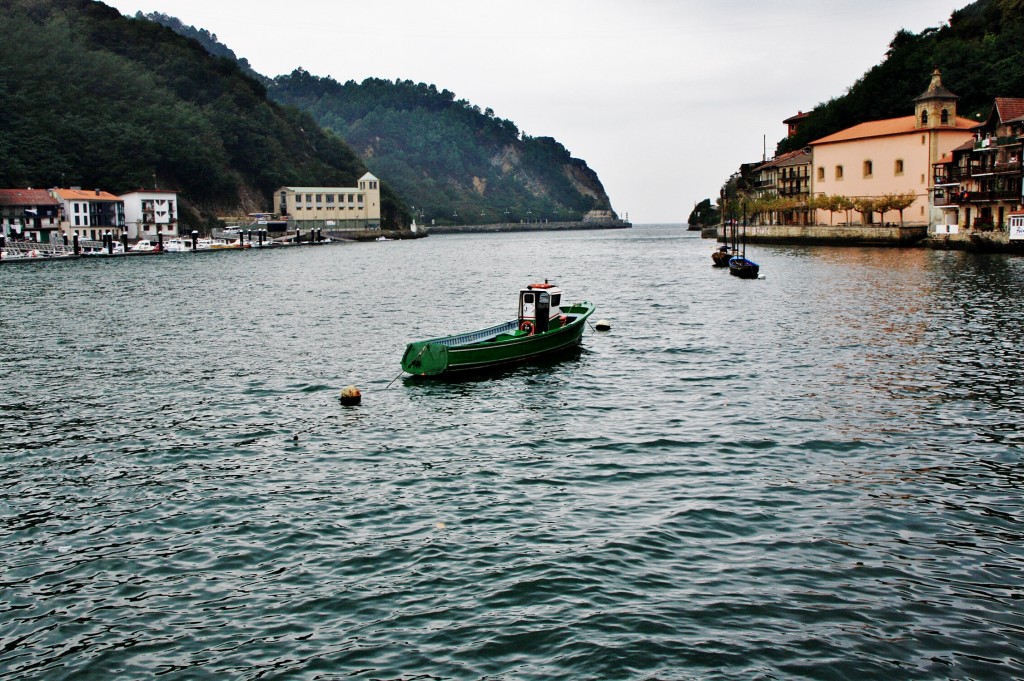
835,165,844,180
551,294,561,307
863,160,873,178
523,293,534,304
895,159,904,175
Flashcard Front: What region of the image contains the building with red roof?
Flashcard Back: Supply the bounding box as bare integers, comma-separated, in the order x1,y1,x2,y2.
932,97,1023,232
50,187,126,241
809,69,976,227
0,189,61,243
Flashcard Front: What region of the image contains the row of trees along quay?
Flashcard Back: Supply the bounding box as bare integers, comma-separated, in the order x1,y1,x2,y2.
723,191,920,227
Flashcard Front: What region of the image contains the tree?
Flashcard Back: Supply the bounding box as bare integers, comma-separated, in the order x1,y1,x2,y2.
852,197,880,225
886,191,919,226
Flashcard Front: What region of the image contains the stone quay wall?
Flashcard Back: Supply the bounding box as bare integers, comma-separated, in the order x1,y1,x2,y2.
714,224,928,246
706,223,1024,253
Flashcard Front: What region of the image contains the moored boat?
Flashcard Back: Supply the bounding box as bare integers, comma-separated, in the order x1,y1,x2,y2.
401,282,595,376
727,210,760,279
712,244,731,267
163,237,212,252
728,256,760,279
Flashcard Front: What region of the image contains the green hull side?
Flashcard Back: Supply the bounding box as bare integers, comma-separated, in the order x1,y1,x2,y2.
401,340,450,375
402,301,595,376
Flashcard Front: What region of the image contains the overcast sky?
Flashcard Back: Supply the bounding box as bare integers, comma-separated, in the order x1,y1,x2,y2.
104,0,971,223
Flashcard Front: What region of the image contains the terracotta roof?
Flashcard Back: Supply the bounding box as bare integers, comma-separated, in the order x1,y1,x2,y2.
0,189,59,206
753,148,811,171
52,188,122,202
951,139,975,152
936,154,953,164
776,149,812,167
810,115,977,145
994,97,1024,124
783,110,811,125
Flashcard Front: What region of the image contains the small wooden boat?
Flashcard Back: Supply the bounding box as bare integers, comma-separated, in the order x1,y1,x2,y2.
401,282,596,376
711,244,731,267
728,255,760,279
728,211,760,279
712,220,733,267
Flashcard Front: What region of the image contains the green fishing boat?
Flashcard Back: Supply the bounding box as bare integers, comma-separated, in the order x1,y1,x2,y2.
401,282,596,376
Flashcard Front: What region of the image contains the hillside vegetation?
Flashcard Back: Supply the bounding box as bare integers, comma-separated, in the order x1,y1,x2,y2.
0,0,405,228
778,0,1024,155
267,71,615,225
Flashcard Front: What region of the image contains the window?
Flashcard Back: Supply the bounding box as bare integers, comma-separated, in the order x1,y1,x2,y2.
835,165,844,180
895,159,904,175
863,160,873,178
921,110,929,125
941,109,949,124
817,167,825,181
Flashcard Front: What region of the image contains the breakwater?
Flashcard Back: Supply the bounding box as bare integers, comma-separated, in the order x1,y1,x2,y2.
427,220,631,235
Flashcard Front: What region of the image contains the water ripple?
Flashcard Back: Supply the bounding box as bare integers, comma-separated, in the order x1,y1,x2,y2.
2,230,1023,679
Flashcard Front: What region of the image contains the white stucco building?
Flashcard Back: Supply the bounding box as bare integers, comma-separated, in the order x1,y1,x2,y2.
50,187,126,241
120,190,179,240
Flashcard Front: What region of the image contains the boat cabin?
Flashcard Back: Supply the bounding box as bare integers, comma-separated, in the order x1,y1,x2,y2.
518,282,564,334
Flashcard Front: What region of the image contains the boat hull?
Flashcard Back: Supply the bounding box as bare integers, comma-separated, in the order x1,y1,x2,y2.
402,302,596,376
729,257,759,279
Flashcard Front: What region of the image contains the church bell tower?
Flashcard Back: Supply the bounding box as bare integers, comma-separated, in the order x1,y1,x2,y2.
914,68,958,129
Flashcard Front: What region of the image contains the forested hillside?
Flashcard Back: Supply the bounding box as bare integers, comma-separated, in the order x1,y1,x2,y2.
778,0,1024,155
267,72,615,225
0,0,405,228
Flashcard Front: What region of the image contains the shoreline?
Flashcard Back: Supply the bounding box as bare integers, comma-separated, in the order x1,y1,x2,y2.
426,220,632,235
702,224,1024,254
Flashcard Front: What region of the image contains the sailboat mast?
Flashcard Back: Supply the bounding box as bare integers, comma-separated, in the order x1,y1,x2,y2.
741,203,747,259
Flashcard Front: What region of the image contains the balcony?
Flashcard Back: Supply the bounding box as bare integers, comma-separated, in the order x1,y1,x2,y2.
944,189,1022,204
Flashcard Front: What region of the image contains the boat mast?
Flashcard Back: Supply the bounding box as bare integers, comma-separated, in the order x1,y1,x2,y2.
741,202,747,260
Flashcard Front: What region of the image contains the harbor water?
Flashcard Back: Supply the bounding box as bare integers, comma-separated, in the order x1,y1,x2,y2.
1,225,1022,680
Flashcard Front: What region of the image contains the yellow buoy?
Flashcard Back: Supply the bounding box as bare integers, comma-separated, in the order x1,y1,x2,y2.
340,385,362,405
595,319,611,331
